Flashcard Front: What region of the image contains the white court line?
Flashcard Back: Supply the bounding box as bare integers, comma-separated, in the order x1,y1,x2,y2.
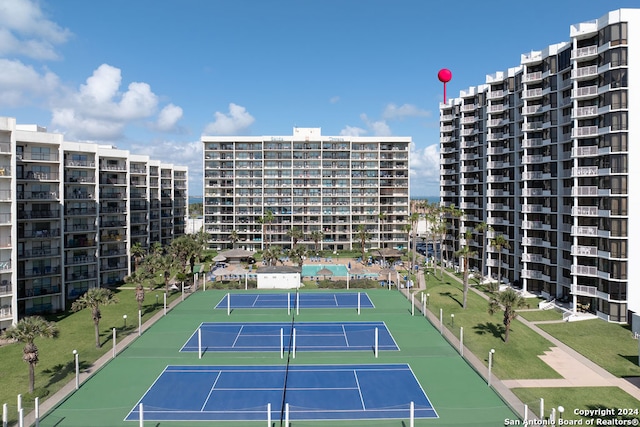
231,325,244,348
342,324,350,347
251,295,260,307
200,371,222,411
353,370,366,410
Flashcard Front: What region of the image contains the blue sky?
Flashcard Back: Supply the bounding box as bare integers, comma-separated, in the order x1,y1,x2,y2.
0,0,635,197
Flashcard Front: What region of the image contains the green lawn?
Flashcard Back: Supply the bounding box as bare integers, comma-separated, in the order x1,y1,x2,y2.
517,308,565,322
419,274,560,380
0,287,183,424
539,319,640,378
512,387,640,421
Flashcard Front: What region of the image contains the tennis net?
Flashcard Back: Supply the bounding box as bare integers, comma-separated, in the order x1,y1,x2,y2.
280,289,297,425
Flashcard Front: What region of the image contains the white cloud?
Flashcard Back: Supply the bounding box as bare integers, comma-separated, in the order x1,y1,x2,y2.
203,103,254,135
0,0,72,60
339,125,366,137
409,142,440,194
51,64,163,140
382,103,430,120
0,58,59,106
329,96,340,104
132,139,204,194
360,113,391,136
155,104,183,132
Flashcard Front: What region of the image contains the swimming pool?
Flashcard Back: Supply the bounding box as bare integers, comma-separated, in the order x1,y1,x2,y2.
301,264,349,277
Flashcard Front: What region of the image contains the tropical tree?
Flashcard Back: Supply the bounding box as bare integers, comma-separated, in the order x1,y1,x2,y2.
490,233,511,291
488,288,527,343
3,316,59,393
434,220,447,280
288,245,308,267
229,230,239,249
409,212,420,270
310,230,324,252
378,211,387,248
474,222,489,283
169,235,199,276
71,288,119,348
135,283,145,311
455,230,477,309
262,245,283,266
287,227,304,248
258,209,275,249
355,224,371,263
445,204,464,265
130,241,146,272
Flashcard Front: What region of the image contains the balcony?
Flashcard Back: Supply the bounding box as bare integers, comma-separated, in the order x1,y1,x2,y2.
571,265,597,277
571,126,598,138
571,225,598,236
571,146,598,157
522,253,544,263
522,88,543,99
571,186,598,196
521,138,544,148
572,105,598,119
571,166,598,177
572,65,598,81
522,236,543,246
571,245,597,256
572,85,598,99
571,45,598,60
571,206,598,216
523,71,543,83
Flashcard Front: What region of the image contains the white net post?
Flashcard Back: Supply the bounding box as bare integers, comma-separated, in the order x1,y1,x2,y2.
411,293,415,316
139,403,144,427
3,403,7,427
410,401,415,427
374,327,379,358
292,328,297,359
17,395,21,413
163,293,167,316
287,293,291,315
34,397,39,427
524,404,529,423
112,328,117,358
357,292,361,315
280,328,284,359
227,293,230,316
439,308,443,334
540,398,544,421
18,408,23,427
267,403,271,426
459,327,464,356
285,403,290,427
138,309,142,336
296,292,299,316
198,328,202,359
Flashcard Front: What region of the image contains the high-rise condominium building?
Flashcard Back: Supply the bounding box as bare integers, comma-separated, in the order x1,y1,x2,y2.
202,127,410,253
0,117,188,328
440,8,639,327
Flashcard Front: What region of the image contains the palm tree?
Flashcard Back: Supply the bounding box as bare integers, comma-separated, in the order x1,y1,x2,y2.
378,211,387,248
490,233,511,291
310,230,323,252
474,222,489,283
434,221,447,280
229,230,239,249
455,230,477,309
259,210,275,249
169,235,199,276
409,212,420,270
445,204,464,265
130,242,146,272
71,288,119,348
263,245,283,266
355,224,371,263
135,283,145,311
287,227,304,248
288,245,308,267
488,288,527,343
3,316,59,393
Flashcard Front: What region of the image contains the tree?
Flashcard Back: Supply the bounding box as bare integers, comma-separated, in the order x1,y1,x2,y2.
229,230,239,249
488,288,527,343
409,212,420,270
310,230,323,252
455,230,477,309
288,245,308,267
490,233,511,291
262,245,283,267
169,235,199,276
287,227,304,248
434,220,447,280
71,288,119,348
378,212,387,249
474,222,489,283
3,316,59,393
130,242,146,272
355,224,371,263
258,210,275,249
135,283,145,311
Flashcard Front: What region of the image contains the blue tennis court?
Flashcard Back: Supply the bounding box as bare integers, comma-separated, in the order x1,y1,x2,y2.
125,364,437,422
180,321,399,352
214,292,374,309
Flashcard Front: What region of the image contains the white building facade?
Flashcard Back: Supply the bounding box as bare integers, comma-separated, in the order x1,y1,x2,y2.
0,117,188,328
202,127,410,253
440,9,639,326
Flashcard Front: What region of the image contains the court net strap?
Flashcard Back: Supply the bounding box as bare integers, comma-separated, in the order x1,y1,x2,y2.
280,289,297,424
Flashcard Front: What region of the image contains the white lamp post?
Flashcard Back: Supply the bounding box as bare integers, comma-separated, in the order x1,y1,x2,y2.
123,314,127,328
488,348,495,386
72,349,79,390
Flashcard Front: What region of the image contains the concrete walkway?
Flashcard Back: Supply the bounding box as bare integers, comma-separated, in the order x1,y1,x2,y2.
430,270,640,401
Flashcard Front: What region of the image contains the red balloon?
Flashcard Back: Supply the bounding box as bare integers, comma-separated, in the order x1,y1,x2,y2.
438,68,452,83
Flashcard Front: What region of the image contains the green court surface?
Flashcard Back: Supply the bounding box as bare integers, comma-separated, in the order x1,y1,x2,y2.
39,289,519,426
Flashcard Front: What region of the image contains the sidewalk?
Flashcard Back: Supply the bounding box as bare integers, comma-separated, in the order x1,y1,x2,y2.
23,293,187,427
419,269,640,402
